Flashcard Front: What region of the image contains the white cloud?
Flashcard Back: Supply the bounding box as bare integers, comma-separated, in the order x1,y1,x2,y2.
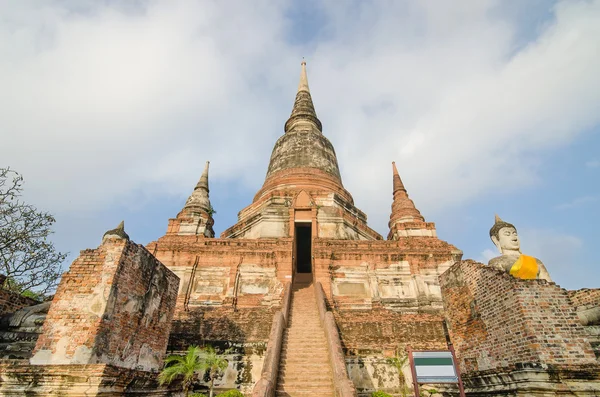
518,228,584,287
586,159,600,168
1,0,599,240
554,195,598,210
479,249,498,263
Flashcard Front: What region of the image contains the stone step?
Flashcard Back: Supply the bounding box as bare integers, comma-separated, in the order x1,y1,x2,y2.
277,285,334,396
277,381,333,389
278,373,333,381
282,335,327,341
276,392,333,397
278,369,333,378
281,344,328,351
276,386,334,393
277,380,332,386
281,348,329,355
282,339,328,344
288,321,323,328
279,360,331,368
281,346,329,352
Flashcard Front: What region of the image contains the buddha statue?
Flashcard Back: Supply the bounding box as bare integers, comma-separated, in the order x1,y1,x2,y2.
488,215,552,282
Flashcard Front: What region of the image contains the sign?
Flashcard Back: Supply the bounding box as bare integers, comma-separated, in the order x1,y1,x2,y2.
413,351,458,383
407,347,465,397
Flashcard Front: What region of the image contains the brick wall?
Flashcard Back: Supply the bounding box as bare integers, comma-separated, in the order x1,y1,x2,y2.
0,287,38,316
168,306,276,350
569,288,600,309
31,238,179,371
335,309,447,354
440,260,597,373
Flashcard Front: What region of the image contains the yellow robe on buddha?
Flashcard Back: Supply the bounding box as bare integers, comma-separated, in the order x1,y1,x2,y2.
509,254,538,279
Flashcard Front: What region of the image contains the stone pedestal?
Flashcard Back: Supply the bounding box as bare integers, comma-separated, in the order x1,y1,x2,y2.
440,260,600,396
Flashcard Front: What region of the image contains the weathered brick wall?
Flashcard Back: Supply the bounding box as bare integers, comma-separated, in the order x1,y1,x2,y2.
0,362,181,396
335,310,447,353
0,288,38,316
148,236,292,310
168,306,276,349
569,288,600,308
314,238,461,313
441,260,597,373
31,238,179,371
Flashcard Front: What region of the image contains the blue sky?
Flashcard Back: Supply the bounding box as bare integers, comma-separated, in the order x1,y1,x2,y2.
1,0,599,290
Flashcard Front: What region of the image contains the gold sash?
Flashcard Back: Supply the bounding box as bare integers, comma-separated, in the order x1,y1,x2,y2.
509,254,538,279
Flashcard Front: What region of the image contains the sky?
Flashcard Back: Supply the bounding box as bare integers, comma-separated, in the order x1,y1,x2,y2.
1,0,599,290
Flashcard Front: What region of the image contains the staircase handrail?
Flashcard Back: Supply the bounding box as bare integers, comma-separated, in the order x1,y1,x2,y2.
314,281,358,397
252,281,292,397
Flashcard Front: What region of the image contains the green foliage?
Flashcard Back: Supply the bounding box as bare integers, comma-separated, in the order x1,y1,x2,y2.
388,347,410,395
420,388,439,397
371,392,393,397
0,168,67,296
159,345,207,396
159,345,229,397
189,393,207,397
207,203,216,216
215,390,243,397
21,288,44,300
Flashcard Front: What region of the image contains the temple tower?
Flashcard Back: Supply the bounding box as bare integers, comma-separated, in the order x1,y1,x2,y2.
221,62,381,241
388,161,437,239
166,161,215,237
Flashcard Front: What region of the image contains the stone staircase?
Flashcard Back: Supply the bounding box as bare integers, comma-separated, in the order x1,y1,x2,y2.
276,282,335,397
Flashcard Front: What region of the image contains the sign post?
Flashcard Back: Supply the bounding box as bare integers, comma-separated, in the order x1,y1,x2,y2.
406,347,466,397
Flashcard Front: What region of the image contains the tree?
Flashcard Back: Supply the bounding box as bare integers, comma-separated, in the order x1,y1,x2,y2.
0,168,66,296
159,345,228,397
159,345,205,397
201,345,228,397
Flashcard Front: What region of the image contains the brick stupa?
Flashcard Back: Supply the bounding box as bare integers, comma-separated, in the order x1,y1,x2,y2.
146,61,463,395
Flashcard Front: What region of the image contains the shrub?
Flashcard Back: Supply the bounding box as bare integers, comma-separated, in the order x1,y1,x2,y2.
371,391,393,397
189,393,207,397
216,390,244,397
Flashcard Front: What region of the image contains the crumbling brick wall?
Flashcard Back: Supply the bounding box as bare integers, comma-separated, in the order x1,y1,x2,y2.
0,287,38,316
440,260,597,373
31,238,179,371
569,288,600,308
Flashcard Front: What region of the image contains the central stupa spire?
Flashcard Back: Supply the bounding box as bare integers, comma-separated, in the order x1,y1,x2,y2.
284,60,322,133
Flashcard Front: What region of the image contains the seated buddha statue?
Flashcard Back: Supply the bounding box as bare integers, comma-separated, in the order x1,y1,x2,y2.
488,215,552,282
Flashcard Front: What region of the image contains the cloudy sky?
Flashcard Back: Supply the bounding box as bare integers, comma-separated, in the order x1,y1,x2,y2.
1,0,599,290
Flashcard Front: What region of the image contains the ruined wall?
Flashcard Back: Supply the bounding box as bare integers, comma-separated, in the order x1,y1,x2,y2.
569,288,600,308
440,260,597,373
0,362,180,396
148,236,291,309
31,238,179,371
147,236,290,393
569,288,600,360
314,238,461,312
310,237,459,396
0,288,38,317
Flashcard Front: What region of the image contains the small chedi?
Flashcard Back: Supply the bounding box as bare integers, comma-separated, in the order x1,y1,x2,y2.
488,215,551,281
0,62,598,397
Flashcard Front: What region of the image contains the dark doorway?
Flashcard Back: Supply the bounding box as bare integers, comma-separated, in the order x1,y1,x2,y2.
295,224,312,273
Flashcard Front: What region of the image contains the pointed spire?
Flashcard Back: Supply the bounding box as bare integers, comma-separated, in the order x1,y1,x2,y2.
298,59,309,92
184,161,211,213
392,161,406,194
388,161,425,230
495,214,502,223
195,161,210,192
284,60,322,133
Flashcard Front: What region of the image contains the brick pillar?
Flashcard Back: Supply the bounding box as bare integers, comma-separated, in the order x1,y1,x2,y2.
31,237,179,371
